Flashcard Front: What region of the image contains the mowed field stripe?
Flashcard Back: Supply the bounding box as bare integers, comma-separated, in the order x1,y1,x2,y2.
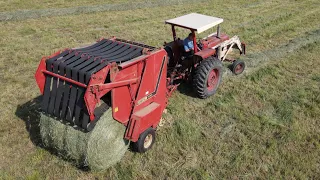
0,0,205,22
222,29,320,77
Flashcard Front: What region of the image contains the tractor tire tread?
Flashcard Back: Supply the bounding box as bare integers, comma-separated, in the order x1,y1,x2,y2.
231,60,245,75
193,57,222,99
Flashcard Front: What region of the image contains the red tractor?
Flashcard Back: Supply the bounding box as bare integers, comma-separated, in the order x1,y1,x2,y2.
165,13,246,98
35,13,245,165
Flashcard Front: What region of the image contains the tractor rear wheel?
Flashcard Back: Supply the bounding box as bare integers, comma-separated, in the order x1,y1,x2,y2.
193,57,222,99
39,101,129,170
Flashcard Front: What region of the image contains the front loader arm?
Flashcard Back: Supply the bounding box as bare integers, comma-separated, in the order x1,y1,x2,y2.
218,35,245,60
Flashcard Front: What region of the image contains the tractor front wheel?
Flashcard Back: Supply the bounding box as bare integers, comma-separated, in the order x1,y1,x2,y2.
231,60,245,75
193,57,222,99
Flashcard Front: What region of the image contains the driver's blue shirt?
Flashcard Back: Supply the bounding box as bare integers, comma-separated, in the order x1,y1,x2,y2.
183,38,194,51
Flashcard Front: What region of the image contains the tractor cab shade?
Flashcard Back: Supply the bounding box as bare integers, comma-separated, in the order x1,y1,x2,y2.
165,13,224,53
165,13,223,34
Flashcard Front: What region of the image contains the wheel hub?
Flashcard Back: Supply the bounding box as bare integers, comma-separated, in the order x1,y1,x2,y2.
207,69,219,91
143,134,153,149
235,64,243,74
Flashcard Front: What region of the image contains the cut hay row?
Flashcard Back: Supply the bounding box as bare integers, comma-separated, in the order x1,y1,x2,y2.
243,29,320,70
223,29,320,77
0,0,205,22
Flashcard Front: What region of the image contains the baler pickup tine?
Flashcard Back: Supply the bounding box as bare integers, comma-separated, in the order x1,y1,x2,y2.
41,76,52,112
45,50,69,68
79,39,112,53
41,54,57,113
108,48,142,63
91,40,117,54
89,43,122,57
60,82,71,119
60,63,74,119
78,61,101,83
53,56,81,118
47,76,58,114
47,59,65,114
99,44,130,58
74,39,108,51
74,88,85,126
81,112,90,130
66,59,83,123
66,85,78,122
53,78,65,118
107,47,136,60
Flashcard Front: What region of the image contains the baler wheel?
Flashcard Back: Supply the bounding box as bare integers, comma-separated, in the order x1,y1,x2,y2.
193,57,222,99
231,60,245,75
132,128,155,153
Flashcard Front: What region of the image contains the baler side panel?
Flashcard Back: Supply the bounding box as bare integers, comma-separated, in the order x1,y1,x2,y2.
128,102,162,142
133,50,167,111
111,51,164,124
125,49,168,141
111,62,142,124
152,52,168,116
133,57,157,109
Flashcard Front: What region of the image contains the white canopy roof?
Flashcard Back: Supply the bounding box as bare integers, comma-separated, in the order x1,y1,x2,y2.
165,13,223,33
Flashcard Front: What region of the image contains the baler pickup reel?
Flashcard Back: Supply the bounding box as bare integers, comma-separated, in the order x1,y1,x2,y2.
35,38,155,131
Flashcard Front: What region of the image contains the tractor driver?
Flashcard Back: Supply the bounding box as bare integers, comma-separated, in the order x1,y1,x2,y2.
183,33,195,57
179,33,195,72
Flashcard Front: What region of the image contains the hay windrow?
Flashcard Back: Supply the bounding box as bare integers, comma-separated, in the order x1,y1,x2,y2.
39,108,129,170
222,29,320,77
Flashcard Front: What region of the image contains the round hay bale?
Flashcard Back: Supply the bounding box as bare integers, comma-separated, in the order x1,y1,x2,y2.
64,124,88,163
39,113,51,147
39,107,129,170
87,109,130,170
48,118,66,152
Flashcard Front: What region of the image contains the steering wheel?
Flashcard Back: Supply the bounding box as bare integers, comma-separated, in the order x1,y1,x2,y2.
197,39,203,50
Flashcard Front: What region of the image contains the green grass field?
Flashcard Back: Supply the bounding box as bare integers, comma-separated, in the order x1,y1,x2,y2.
0,0,319,179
